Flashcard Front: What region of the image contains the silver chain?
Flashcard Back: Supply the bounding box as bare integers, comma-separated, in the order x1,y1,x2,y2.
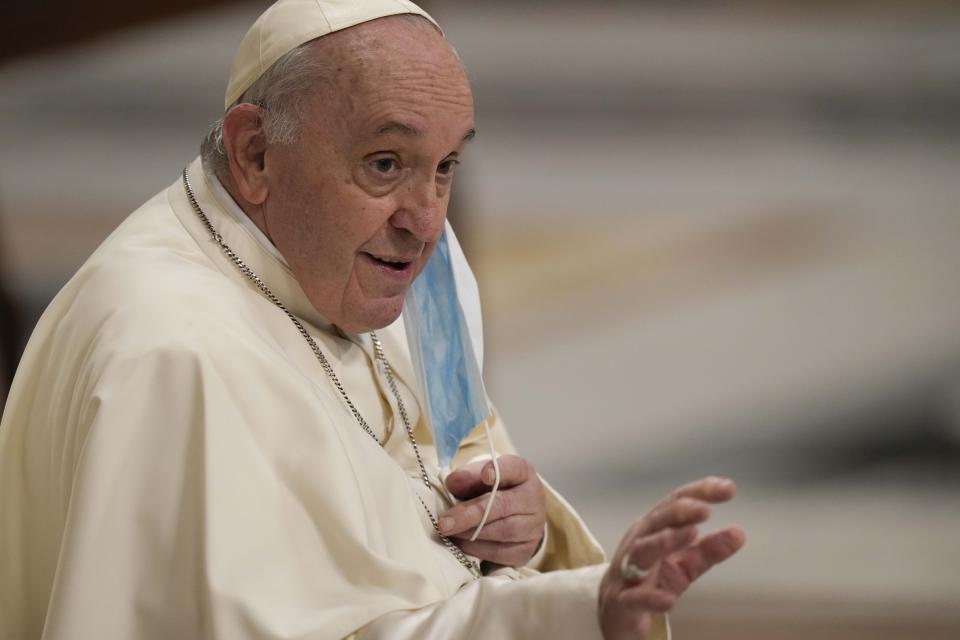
182,169,480,579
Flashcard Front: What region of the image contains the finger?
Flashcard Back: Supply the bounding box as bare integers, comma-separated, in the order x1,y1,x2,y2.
439,484,537,536
622,525,698,575
448,514,543,543
444,460,489,499
480,454,531,489
455,538,540,567
616,477,735,543
656,556,691,596
671,526,746,586
444,455,533,498
660,476,736,508
638,497,711,536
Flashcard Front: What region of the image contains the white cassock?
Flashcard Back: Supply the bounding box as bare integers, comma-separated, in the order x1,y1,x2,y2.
0,157,669,640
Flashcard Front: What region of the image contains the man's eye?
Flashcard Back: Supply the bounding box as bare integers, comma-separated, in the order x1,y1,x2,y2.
371,158,398,174
437,159,459,176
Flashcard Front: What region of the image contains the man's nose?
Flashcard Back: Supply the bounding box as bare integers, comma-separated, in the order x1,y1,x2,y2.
390,174,446,243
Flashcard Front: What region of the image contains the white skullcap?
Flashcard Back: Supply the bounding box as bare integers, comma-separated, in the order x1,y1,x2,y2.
224,0,439,110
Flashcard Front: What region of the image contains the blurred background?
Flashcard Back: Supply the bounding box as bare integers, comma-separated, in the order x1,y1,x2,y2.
2,1,959,637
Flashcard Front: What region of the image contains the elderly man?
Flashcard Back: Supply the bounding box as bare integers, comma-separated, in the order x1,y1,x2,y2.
0,1,744,638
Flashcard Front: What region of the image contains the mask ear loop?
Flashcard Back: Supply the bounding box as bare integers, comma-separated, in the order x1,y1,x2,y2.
468,419,501,542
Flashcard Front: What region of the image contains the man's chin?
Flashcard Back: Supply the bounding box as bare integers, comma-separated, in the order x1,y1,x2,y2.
334,297,406,336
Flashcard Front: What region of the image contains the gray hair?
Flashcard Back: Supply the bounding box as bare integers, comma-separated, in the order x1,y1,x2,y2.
200,40,333,178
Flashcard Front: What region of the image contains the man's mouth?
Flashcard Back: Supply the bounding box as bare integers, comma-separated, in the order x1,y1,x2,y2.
365,252,414,272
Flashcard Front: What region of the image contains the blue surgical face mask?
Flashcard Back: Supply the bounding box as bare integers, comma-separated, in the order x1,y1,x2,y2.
403,228,490,468
403,227,502,540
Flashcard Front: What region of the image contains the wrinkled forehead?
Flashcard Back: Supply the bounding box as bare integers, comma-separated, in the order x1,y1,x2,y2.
329,17,467,90
300,18,473,125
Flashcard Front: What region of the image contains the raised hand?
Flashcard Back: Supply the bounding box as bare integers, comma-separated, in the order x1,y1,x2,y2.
598,477,746,639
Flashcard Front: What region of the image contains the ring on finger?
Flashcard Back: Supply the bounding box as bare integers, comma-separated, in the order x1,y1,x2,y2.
619,554,650,585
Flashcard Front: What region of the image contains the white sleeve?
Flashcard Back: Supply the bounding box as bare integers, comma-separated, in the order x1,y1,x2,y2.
355,565,607,640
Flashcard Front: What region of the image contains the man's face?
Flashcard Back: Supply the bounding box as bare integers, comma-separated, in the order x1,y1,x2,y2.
260,17,475,334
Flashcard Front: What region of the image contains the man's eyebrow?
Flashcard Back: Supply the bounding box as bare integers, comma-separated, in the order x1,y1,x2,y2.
375,121,422,137
373,122,477,143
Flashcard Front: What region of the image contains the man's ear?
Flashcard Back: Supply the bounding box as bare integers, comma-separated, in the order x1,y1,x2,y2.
221,104,270,205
